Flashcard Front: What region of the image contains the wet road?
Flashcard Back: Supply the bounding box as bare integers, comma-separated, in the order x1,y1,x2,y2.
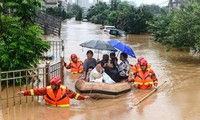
1,19,200,120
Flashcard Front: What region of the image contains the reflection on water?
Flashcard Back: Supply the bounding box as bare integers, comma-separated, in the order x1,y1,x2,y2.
1,19,200,120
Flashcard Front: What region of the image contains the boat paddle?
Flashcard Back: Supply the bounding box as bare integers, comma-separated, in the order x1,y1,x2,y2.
134,81,167,106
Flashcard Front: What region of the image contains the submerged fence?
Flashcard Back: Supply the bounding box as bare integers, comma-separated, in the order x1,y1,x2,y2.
0,39,65,107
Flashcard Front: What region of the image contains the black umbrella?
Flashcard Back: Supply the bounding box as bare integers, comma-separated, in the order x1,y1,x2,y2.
80,40,117,52
80,40,117,58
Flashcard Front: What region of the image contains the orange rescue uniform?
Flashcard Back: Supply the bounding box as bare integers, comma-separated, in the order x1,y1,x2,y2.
130,63,151,78
133,68,158,89
23,85,85,107
64,58,83,74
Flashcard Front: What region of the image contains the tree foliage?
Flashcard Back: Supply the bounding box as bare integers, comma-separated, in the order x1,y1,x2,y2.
0,0,50,71
147,10,173,43
75,6,83,21
147,1,200,51
66,3,83,20
116,7,153,34
87,2,109,21
87,1,154,34
3,0,42,27
167,1,200,50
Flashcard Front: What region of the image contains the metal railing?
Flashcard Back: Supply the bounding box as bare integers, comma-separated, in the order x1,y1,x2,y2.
43,40,63,62
0,61,63,107
0,39,65,108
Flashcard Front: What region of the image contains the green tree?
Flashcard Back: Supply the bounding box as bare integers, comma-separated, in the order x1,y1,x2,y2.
0,0,50,71
117,7,153,34
75,6,83,21
91,10,109,24
106,10,122,25
142,5,162,14
166,1,200,51
110,0,120,10
87,2,109,21
147,1,200,52
3,0,42,27
105,1,132,26
147,9,173,43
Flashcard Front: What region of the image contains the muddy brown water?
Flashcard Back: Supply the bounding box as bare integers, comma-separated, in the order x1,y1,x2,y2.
1,19,200,120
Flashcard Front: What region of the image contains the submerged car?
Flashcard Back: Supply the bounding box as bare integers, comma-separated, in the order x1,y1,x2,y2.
109,29,126,37
82,18,88,22
103,25,115,32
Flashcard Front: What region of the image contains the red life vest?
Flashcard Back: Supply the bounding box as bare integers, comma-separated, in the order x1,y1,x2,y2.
70,58,83,74
134,68,154,89
44,85,70,107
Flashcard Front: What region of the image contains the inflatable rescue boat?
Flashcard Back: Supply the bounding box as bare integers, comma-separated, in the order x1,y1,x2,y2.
75,79,131,99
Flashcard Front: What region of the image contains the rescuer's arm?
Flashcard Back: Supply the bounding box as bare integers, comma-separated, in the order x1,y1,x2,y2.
65,87,89,100
150,69,158,87
18,87,47,96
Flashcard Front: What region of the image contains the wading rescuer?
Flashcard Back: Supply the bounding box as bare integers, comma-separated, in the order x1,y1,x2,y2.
64,54,84,74
129,57,151,80
18,77,89,107
129,59,158,89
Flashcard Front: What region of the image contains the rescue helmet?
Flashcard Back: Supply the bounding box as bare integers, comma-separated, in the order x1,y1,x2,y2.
140,59,148,66
50,77,62,86
137,57,144,62
71,54,77,59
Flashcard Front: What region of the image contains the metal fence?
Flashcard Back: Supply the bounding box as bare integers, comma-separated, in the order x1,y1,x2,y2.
42,40,64,62
0,39,65,108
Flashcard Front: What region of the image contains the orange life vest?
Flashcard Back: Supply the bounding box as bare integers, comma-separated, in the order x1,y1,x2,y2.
70,58,83,74
44,85,70,107
134,68,154,89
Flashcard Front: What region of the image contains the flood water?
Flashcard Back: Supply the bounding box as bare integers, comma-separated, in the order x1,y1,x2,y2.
1,19,200,120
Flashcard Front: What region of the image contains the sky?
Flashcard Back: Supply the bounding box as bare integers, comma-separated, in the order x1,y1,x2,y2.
88,0,169,7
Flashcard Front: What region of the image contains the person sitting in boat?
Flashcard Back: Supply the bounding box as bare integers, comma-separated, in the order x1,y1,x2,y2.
110,52,118,63
130,59,158,89
18,77,90,107
104,58,118,80
89,62,115,84
64,54,84,74
113,52,130,83
82,50,97,80
85,66,94,82
101,54,109,67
